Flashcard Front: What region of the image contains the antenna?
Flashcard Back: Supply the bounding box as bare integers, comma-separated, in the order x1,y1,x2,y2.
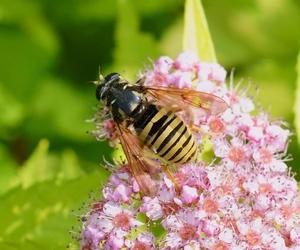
98,65,104,82
87,66,105,86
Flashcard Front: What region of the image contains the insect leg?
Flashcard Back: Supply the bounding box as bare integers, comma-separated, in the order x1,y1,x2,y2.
135,75,146,86
111,105,124,123
161,164,180,193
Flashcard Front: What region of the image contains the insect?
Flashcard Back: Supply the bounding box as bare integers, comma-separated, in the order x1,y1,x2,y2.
95,72,227,195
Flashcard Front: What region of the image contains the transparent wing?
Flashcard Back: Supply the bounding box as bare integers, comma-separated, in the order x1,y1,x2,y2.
144,86,228,115
116,123,158,196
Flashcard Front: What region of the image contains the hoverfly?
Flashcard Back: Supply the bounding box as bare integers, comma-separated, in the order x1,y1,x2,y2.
94,72,227,195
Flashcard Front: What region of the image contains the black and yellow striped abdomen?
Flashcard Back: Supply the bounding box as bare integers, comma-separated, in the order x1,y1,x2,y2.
133,104,197,164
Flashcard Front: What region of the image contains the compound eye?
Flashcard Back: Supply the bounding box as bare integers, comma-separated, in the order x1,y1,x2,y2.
105,72,120,82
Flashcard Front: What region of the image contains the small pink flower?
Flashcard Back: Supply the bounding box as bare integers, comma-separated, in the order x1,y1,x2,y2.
209,63,227,83
290,228,300,244
259,183,273,193
219,228,234,244
212,242,229,250
238,113,254,131
162,212,202,248
181,185,198,204
106,229,127,249
154,56,173,74
141,197,164,220
239,97,254,113
112,183,132,202
246,230,261,246
200,219,221,236
168,71,193,88
203,198,219,213
270,160,288,172
179,224,198,241
128,232,155,250
253,148,273,164
131,241,152,250
265,124,289,151
228,146,246,164
174,51,198,71
208,117,225,133
195,62,211,81
151,72,169,87
253,194,271,211
247,126,264,142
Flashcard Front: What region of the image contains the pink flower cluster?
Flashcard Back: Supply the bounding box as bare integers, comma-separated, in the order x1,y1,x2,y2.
81,52,300,250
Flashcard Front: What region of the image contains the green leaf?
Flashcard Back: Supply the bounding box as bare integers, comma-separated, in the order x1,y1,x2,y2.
0,144,18,195
149,220,166,245
0,0,59,101
197,135,215,164
159,17,183,58
0,0,59,56
57,149,85,182
27,78,93,142
0,84,24,135
183,0,216,61
127,225,148,241
111,143,126,163
135,212,148,223
244,60,294,119
11,139,86,190
0,172,108,250
113,0,160,79
16,139,56,189
295,52,300,146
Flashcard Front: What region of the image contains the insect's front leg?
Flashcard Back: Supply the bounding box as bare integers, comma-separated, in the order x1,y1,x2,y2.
161,164,180,194
136,75,146,86
111,105,124,124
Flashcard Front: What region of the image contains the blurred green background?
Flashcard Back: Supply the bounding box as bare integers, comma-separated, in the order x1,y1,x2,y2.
0,0,300,249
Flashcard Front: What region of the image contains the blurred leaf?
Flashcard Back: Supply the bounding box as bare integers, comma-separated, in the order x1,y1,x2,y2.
0,144,18,195
159,17,183,58
0,0,59,55
57,149,84,181
16,139,56,189
202,0,259,66
204,0,300,67
63,0,182,22
113,0,160,79
295,52,300,146
133,0,182,16
10,139,87,191
0,29,51,100
0,0,59,100
0,171,108,250
22,16,59,57
0,84,24,135
242,60,295,119
27,78,93,142
241,0,300,58
183,0,216,61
